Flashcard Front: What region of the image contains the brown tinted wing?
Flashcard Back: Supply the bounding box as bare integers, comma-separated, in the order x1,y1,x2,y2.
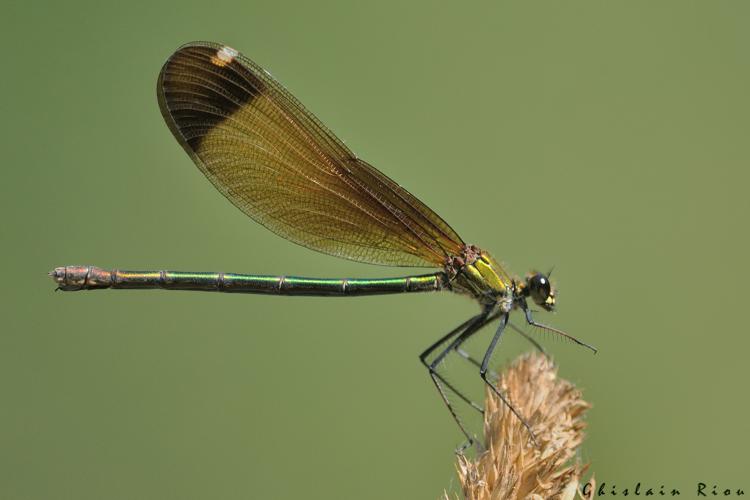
157,41,464,267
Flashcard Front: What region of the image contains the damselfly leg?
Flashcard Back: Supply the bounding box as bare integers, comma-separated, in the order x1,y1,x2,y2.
478,313,539,446
523,306,598,354
420,307,539,448
509,321,546,354
420,309,494,445
456,321,547,367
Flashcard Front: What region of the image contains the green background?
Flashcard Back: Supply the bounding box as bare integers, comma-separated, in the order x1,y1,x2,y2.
2,1,748,498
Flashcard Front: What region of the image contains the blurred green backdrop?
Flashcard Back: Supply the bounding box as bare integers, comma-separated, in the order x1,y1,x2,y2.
2,1,748,498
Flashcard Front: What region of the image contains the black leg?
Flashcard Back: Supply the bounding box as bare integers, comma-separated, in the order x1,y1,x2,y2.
421,315,485,412
523,307,597,353
419,314,481,367
452,346,498,389
479,313,539,446
508,321,547,355
455,321,546,368
419,306,496,445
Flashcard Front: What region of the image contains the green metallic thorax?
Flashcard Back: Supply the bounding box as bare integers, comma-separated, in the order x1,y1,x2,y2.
447,247,516,306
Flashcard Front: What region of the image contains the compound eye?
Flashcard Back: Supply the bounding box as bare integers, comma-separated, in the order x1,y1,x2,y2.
531,274,550,295
529,273,552,304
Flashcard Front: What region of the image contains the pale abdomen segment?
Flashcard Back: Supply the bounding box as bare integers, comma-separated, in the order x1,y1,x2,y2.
50,266,446,296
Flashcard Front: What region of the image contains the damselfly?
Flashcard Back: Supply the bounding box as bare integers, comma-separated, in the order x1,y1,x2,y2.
50,42,596,446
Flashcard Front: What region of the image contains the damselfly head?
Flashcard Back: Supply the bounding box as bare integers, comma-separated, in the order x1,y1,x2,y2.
525,272,556,311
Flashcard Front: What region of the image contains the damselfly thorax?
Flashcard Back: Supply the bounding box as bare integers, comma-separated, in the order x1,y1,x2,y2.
444,244,513,308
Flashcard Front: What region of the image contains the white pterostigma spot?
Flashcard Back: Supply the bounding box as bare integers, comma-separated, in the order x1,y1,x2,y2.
211,46,238,67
